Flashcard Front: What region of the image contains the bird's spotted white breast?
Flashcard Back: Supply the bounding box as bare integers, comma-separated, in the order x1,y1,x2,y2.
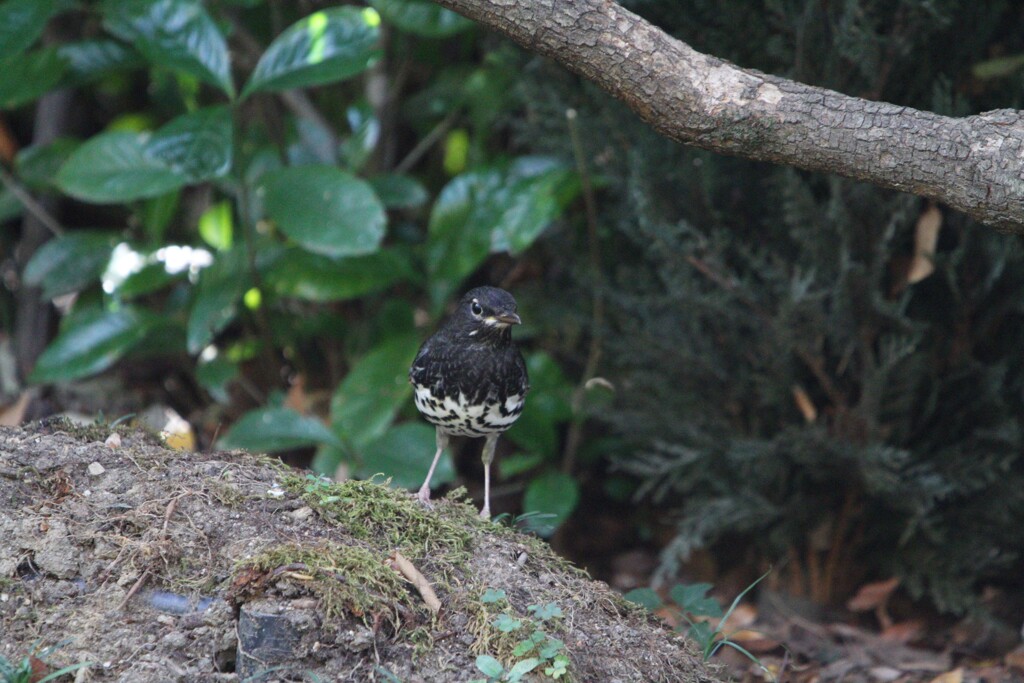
413,384,524,437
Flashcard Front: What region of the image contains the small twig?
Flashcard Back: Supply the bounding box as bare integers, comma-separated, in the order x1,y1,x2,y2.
117,569,151,610
562,108,605,474
388,551,441,614
0,164,64,237
394,109,459,175
235,620,269,669
432,630,459,643
161,494,184,534
118,494,185,608
279,90,341,152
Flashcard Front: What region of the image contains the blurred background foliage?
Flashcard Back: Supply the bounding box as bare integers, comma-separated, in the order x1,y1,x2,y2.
2,0,1024,621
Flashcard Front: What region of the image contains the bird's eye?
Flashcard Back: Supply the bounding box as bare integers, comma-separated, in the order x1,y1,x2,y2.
471,301,483,316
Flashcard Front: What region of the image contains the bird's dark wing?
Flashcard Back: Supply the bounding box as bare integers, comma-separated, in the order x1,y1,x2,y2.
506,347,529,397
409,335,453,398
409,337,435,386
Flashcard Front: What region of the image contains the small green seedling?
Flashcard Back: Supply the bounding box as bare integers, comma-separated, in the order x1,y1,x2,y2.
472,590,571,682
625,570,773,679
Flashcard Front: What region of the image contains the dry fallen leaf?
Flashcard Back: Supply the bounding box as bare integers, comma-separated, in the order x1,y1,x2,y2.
725,602,758,629
727,628,781,653
908,203,942,284
928,667,963,683
791,384,817,423
847,577,900,612
1005,644,1024,671
0,392,31,427
880,619,924,644
285,374,310,412
389,551,441,614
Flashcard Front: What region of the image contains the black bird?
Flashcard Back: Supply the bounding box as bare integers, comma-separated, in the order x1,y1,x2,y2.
409,286,529,518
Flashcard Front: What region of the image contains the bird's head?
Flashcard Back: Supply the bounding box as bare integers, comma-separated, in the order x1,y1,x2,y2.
454,286,521,341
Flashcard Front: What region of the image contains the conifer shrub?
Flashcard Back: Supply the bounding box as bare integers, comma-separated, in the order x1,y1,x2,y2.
515,0,1024,613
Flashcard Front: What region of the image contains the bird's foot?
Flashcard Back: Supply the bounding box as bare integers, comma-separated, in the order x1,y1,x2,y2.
478,505,491,520
416,485,433,508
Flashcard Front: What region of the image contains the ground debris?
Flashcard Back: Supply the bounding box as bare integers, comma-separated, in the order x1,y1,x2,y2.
0,423,718,682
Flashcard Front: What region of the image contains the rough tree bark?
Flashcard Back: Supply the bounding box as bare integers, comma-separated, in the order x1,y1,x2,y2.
432,0,1024,234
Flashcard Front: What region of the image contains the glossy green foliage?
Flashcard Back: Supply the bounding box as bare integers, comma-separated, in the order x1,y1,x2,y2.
261,165,386,257
241,7,381,97
101,0,234,95
23,230,117,299
30,307,157,383
219,407,343,451
5,0,585,537
57,107,232,202
368,0,473,38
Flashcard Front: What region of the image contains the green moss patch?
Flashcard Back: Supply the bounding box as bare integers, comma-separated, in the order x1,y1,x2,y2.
284,474,475,569
237,541,411,626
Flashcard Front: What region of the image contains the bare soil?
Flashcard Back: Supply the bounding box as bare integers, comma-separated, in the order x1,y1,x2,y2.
0,421,720,682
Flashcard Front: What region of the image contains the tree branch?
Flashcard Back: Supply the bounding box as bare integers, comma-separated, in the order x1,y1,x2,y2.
432,0,1024,233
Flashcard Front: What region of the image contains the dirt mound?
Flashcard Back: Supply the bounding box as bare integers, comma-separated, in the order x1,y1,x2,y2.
0,422,719,682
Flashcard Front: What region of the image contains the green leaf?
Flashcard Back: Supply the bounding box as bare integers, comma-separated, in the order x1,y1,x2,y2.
30,306,154,383
195,355,237,404
136,193,178,246
669,583,722,618
186,249,249,353
475,655,504,679
218,407,342,452
426,168,500,305
489,160,579,254
0,0,64,60
355,422,454,489
623,587,664,611
15,138,79,190
261,165,386,257
522,471,579,537
23,231,118,299
368,0,473,38
492,614,522,633
102,0,234,96
57,108,231,203
369,174,428,210
481,588,506,603
116,261,181,298
146,106,233,182
507,658,540,680
140,191,181,244
505,351,572,457
528,602,562,620
330,334,420,451
499,452,543,478
198,200,234,250
58,40,143,85
339,102,379,172
57,131,186,203
0,189,22,222
972,53,1024,80
264,248,413,302
426,159,578,305
0,47,66,109
443,128,469,175
242,7,381,97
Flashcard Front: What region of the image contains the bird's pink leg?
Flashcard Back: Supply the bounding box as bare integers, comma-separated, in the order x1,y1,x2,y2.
417,429,449,506
479,433,499,519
